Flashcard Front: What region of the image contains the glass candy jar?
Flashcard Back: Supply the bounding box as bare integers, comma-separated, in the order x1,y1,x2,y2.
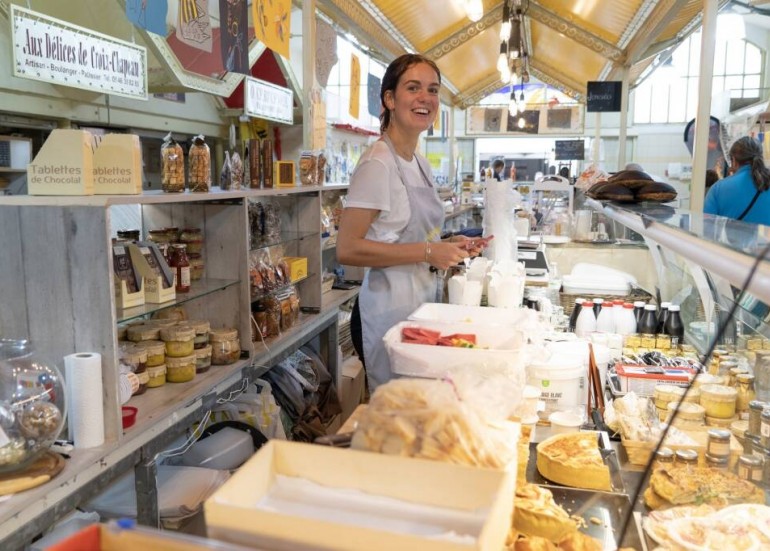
0,340,67,473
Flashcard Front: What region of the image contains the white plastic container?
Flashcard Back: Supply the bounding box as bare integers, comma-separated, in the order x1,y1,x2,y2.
546,340,611,393
181,427,255,470
408,302,534,327
549,411,583,434
527,357,585,414
574,302,597,338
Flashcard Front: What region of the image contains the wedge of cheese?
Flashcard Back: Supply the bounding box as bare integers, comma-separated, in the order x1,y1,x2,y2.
536,432,611,491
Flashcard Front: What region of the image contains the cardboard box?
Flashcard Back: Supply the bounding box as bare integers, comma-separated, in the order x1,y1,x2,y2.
340,356,365,422
28,129,95,195
205,440,514,551
93,134,143,195
614,363,695,396
282,256,308,282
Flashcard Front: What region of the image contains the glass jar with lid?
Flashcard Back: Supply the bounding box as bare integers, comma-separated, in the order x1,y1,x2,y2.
133,340,165,368
180,320,210,349
736,373,756,416
737,454,763,482
167,244,191,293
126,324,161,343
675,449,699,466
165,355,196,383
209,328,240,365
180,228,204,255
160,326,196,358
189,255,205,281
146,364,167,388
653,447,674,470
700,384,738,419
194,345,212,374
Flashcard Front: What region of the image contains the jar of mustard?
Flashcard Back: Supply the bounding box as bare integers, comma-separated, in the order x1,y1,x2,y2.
133,340,165,368
194,345,212,374
146,364,167,388
700,384,738,419
165,355,196,383
127,324,161,343
160,326,196,358
209,328,240,365
182,320,210,349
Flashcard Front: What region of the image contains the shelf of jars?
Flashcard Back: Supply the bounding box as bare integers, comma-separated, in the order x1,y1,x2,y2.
118,278,240,324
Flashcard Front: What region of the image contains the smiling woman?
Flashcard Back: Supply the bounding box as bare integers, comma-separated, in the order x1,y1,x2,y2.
337,53,485,392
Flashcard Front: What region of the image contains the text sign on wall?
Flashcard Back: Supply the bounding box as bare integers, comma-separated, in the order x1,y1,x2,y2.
586,81,622,112
11,6,148,100
244,77,294,125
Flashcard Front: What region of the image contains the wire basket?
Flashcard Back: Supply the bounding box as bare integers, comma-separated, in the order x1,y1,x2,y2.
560,287,654,316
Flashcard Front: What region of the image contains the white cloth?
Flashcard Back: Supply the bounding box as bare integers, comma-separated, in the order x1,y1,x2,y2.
345,140,429,243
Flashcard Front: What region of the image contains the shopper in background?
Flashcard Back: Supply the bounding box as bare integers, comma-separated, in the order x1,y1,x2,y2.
337,54,484,392
705,136,770,225
705,169,720,195
492,159,505,181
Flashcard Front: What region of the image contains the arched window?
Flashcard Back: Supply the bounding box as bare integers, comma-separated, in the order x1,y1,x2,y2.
633,33,764,124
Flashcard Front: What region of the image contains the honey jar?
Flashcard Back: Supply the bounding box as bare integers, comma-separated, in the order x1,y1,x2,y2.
146,365,167,388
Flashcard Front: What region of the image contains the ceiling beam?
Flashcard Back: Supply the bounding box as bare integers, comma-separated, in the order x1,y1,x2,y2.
529,58,586,101
527,1,625,63
424,4,504,61
618,0,691,68
454,72,507,109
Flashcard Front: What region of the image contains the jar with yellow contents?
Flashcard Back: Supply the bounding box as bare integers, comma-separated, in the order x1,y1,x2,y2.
160,326,196,358
165,355,196,383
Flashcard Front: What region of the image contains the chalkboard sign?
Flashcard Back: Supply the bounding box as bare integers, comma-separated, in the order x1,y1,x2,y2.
587,81,622,112
555,140,585,160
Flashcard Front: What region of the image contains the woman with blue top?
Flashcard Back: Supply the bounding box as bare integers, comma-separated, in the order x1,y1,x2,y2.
705,136,770,225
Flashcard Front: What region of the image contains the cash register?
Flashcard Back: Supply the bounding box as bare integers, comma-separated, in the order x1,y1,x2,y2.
517,238,550,276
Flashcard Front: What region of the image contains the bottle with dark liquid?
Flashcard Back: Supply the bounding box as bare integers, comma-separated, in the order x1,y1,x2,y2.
657,302,671,333
665,304,684,346
593,298,604,318
568,298,585,332
638,304,658,335
633,301,646,326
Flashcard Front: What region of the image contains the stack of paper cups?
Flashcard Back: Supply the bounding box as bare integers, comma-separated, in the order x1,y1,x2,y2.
64,352,105,449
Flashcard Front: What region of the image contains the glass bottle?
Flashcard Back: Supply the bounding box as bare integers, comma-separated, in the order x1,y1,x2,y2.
633,301,646,326
592,298,604,318
568,298,585,332
575,301,597,338
168,244,191,293
736,373,757,417
638,304,658,335
665,304,684,346
657,302,671,334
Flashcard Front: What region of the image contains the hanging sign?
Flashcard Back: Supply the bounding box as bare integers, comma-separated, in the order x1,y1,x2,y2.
244,77,294,125
586,81,622,112
11,6,148,100
349,54,361,120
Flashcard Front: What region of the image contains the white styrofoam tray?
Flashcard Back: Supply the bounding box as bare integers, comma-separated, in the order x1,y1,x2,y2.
408,302,535,326
384,320,528,379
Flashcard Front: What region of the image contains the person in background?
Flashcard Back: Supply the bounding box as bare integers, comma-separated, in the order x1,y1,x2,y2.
625,162,645,172
705,136,770,225
705,169,720,195
509,164,517,181
492,158,505,181
337,54,485,392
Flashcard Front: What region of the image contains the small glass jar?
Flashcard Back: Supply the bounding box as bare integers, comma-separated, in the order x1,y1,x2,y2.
209,328,240,365
183,320,210,349
675,449,699,466
146,364,167,388
167,244,191,293
706,428,732,459
762,408,770,448
751,434,765,458
148,229,174,244
160,326,196,358
180,228,204,255
194,345,212,374
728,366,749,388
700,384,738,419
737,454,763,482
749,400,766,435
119,345,147,374
165,354,196,383
736,374,756,416
117,229,141,241
189,255,205,281
127,324,161,343
134,370,149,395
653,447,675,470
133,340,165,368
705,453,729,470
655,334,671,350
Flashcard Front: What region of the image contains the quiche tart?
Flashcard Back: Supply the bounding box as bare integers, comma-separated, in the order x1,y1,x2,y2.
646,465,766,509
536,433,611,491
513,484,579,542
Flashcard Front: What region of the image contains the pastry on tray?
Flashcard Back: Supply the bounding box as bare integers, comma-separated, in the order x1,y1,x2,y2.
644,465,765,509
536,432,611,491
513,484,579,542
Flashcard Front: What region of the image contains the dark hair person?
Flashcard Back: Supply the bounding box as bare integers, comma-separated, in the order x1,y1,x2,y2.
338,53,486,392
705,136,770,224
492,159,505,181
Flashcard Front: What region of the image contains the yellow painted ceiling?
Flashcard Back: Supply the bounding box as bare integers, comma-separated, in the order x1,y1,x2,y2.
322,0,728,107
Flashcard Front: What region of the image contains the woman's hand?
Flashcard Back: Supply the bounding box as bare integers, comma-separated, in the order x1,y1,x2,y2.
446,235,493,257
427,241,469,270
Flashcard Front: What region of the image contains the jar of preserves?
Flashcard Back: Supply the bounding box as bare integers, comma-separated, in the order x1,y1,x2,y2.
700,384,738,419
675,449,699,466
728,366,749,388
133,340,165,368
209,328,240,365
165,354,196,383
736,374,757,416
189,255,205,281
737,454,763,482
168,244,191,293
117,229,141,241
146,364,167,388
127,324,161,343
134,370,149,395
749,400,766,435
194,345,212,374
706,428,731,459
762,408,770,448
160,326,196,358
119,345,147,374
180,228,204,255
653,447,674,470
181,320,210,349
705,453,729,470
147,229,174,244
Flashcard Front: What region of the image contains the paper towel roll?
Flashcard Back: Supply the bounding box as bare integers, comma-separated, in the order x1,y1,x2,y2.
64,352,105,449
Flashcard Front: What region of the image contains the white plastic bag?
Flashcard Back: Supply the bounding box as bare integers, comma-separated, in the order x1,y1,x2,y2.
209,380,286,439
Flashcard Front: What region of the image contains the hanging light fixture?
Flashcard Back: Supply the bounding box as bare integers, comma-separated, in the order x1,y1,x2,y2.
509,91,517,115
508,16,521,59
500,2,512,41
517,116,526,129
497,42,508,74
465,0,484,22
496,1,532,92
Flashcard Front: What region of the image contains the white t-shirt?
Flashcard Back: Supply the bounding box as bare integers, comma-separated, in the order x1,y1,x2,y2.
345,140,431,243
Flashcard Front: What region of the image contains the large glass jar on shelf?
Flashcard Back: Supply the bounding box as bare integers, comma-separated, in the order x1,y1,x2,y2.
0,340,67,473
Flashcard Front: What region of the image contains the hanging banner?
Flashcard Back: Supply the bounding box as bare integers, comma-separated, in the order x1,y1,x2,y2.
125,0,168,37
220,0,249,75
349,54,361,120
367,73,381,119
316,18,337,88
244,77,293,125
252,0,291,59
11,6,148,100
176,0,212,53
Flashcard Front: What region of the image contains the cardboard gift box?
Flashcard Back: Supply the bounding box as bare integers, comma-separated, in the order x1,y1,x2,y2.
204,440,514,551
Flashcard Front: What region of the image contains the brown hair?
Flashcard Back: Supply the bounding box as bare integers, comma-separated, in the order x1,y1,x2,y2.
730,136,770,192
380,54,441,133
